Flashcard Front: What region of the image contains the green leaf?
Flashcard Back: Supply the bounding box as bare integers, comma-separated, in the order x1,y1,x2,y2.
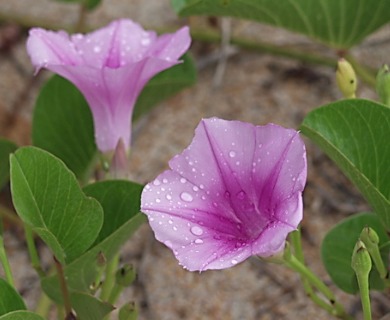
0,139,17,190
83,180,143,245
301,99,390,231
133,54,197,122
322,212,389,294
0,278,26,316
10,147,103,264
41,180,145,302
172,0,390,49
50,0,101,10
0,311,45,320
32,75,97,182
71,292,114,320
42,212,145,302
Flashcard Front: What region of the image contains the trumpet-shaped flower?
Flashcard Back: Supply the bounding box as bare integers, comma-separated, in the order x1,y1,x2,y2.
27,19,191,152
141,118,307,271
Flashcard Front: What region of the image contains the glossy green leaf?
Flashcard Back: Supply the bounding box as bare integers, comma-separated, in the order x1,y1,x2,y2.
0,278,26,316
133,54,197,121
41,180,145,302
301,99,390,231
32,75,97,181
322,213,389,293
0,139,17,190
71,292,114,320
172,0,390,49
83,180,143,245
10,147,103,264
0,311,45,320
51,0,101,10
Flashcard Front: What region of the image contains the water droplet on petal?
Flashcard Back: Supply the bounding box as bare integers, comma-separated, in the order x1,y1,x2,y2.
194,239,203,244
180,178,187,184
93,45,101,53
229,151,236,158
231,259,238,265
236,191,246,200
191,226,203,236
224,191,231,198
192,186,199,192
164,240,173,248
155,198,161,203
141,38,150,46
153,179,161,186
180,192,193,202
166,194,172,200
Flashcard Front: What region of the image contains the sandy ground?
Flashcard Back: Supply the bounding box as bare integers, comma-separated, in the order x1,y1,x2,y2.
0,0,389,319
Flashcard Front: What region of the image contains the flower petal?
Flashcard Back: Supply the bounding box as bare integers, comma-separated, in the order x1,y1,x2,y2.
142,118,307,271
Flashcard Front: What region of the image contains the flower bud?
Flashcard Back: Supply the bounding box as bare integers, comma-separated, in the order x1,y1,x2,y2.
119,302,138,320
336,58,357,99
360,227,388,279
376,64,390,106
115,264,136,287
351,240,372,278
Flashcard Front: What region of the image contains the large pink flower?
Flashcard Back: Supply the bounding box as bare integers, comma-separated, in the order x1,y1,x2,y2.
27,19,191,152
141,118,307,271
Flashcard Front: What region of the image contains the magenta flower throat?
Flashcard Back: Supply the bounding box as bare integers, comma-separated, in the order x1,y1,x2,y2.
27,19,191,152
141,118,307,271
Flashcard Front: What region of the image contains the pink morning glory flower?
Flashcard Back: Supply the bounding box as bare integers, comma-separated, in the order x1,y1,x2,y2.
141,118,307,271
26,19,191,152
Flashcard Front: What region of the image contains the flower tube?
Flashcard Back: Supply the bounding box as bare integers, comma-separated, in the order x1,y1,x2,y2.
27,19,191,152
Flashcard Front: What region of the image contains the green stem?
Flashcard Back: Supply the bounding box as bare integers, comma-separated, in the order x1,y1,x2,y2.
54,256,73,318
107,284,123,305
0,218,15,286
25,225,45,277
100,254,119,301
356,274,372,320
0,11,376,86
0,204,23,228
35,291,52,318
284,254,352,320
289,229,304,263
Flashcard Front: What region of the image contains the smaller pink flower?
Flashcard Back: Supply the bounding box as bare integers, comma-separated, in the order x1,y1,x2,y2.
27,19,191,152
141,118,307,271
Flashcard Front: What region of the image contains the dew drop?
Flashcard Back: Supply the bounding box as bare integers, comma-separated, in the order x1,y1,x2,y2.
153,179,161,186
162,178,168,184
231,259,238,265
155,198,161,203
190,226,203,236
224,191,231,198
164,240,173,248
180,192,193,202
236,191,246,200
180,178,187,184
166,194,172,200
194,239,203,244
141,38,150,46
199,184,205,189
93,45,101,53
229,151,236,158
168,220,173,224
192,186,199,192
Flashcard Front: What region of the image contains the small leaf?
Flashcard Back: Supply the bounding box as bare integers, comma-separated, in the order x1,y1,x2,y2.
301,99,390,231
0,311,45,320
32,75,97,182
0,139,17,190
172,0,390,49
133,54,197,121
10,147,103,264
71,292,114,320
41,180,145,302
322,212,389,294
0,278,26,316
